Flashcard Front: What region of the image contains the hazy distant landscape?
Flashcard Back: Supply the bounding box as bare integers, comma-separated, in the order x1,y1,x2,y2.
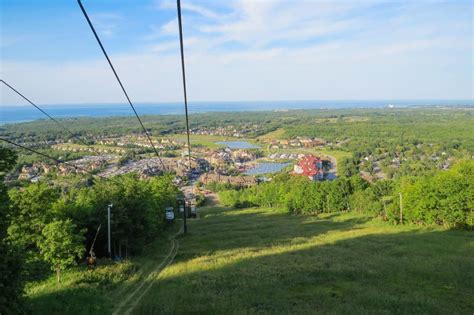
1,100,473,124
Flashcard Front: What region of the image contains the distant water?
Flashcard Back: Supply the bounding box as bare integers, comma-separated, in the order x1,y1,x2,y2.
215,141,261,149
244,162,291,175
0,100,472,125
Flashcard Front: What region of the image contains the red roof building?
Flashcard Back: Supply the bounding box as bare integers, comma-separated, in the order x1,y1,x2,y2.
293,155,324,180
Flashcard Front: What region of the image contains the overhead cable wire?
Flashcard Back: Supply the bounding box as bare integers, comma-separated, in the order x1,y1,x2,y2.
0,79,96,150
176,0,193,177
77,0,165,170
0,137,123,186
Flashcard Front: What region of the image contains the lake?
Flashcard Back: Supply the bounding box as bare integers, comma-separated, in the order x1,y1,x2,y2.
2,100,472,124
244,162,291,175
216,141,261,149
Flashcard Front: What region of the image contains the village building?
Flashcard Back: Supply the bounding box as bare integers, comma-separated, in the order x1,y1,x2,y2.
231,149,255,163
293,155,324,180
18,162,52,181
199,173,257,187
206,151,232,169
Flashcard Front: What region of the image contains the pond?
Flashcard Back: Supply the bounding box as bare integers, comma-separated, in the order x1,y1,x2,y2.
215,141,261,149
244,162,291,175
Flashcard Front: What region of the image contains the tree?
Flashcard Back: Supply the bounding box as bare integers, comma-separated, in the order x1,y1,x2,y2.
0,147,24,314
8,183,60,249
38,219,85,282
338,157,358,177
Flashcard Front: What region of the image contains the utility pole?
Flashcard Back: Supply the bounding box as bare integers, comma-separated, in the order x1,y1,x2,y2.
399,193,403,225
183,199,187,233
177,0,191,234
107,204,113,258
178,197,187,234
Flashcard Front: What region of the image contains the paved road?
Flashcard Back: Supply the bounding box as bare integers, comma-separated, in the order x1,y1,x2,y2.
180,180,196,199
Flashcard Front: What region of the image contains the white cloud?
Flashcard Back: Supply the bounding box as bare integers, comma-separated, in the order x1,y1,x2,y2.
89,12,122,37
180,2,219,19
1,0,472,105
149,41,178,53
161,19,178,35
157,0,220,18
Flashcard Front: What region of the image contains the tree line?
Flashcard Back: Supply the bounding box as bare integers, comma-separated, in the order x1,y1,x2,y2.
218,160,474,228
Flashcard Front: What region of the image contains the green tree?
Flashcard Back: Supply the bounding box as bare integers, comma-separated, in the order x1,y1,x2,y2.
8,183,60,249
38,219,85,282
338,157,358,177
0,147,24,314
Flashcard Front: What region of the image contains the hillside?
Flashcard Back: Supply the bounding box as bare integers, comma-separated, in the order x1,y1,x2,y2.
26,206,474,314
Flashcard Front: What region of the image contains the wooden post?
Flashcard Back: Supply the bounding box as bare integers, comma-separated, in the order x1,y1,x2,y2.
399,192,403,225
326,194,329,213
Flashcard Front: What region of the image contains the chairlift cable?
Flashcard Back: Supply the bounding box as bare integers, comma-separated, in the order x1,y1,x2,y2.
0,79,96,151
176,0,193,186
77,0,166,171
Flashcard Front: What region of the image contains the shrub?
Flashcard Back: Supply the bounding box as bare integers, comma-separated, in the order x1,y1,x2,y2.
218,190,241,207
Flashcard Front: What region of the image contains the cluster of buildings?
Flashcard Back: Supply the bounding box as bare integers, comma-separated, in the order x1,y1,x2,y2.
267,137,326,150
60,155,115,175
98,156,208,179
268,153,307,160
199,173,257,187
189,124,261,138
17,162,51,181
18,139,64,148
96,135,182,149
54,135,189,155
53,144,127,154
359,149,454,182
15,130,337,184
203,149,257,172
17,155,115,181
231,149,256,163
100,158,165,179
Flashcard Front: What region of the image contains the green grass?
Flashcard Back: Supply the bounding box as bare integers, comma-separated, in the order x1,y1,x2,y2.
316,148,352,161
134,207,473,314
24,223,181,314
25,208,473,314
257,128,286,141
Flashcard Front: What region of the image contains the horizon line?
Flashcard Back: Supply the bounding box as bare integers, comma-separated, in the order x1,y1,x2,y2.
2,98,473,107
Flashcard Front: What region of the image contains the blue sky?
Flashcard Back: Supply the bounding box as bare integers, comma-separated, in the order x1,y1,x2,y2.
1,0,473,105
